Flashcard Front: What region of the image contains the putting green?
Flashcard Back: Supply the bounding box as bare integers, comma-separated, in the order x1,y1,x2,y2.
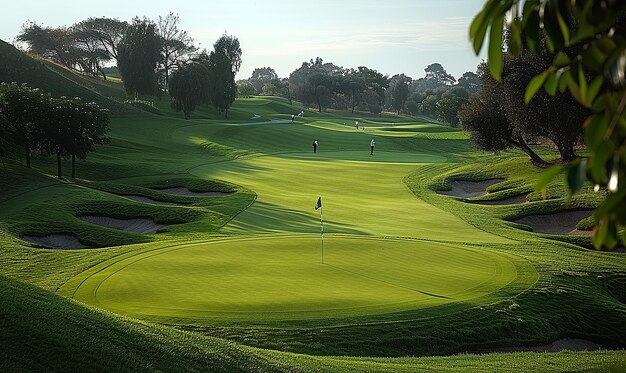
65,236,536,325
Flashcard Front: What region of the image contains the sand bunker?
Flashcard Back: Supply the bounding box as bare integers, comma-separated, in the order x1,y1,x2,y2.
123,195,189,206
157,187,233,197
514,210,593,235
471,194,528,205
80,216,164,234
438,178,505,198
22,234,88,249
476,338,603,354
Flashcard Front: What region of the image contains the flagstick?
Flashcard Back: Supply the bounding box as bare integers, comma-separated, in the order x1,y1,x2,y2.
320,206,324,264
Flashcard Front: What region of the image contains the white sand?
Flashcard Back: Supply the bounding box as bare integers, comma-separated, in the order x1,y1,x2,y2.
514,210,593,234
157,187,232,197
22,234,88,249
438,179,505,198
80,216,164,234
123,195,189,206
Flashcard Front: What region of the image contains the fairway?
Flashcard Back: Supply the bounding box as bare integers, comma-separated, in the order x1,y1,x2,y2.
67,236,534,324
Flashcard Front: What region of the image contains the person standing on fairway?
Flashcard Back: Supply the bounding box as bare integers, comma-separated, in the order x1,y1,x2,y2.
370,138,375,155
312,140,318,153
355,120,359,130
291,114,295,123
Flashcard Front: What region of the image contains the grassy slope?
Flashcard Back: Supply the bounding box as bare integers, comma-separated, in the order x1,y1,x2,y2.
0,43,625,370
3,275,625,373
0,40,133,113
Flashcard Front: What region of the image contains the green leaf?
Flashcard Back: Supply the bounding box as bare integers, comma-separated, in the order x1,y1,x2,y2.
586,76,604,105
524,11,540,53
553,52,570,67
488,14,505,80
578,64,588,105
544,71,558,95
556,10,570,45
470,9,489,54
536,165,564,199
558,69,571,93
566,159,587,194
525,71,549,104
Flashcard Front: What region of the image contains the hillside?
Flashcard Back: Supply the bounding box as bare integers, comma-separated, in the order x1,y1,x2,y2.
0,39,133,114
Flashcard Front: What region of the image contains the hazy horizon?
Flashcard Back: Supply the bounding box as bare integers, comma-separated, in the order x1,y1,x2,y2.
1,0,487,81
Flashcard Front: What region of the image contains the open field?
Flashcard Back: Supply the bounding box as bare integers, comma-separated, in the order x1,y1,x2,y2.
1,49,625,370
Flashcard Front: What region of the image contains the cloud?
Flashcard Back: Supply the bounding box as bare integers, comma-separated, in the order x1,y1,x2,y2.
243,17,473,57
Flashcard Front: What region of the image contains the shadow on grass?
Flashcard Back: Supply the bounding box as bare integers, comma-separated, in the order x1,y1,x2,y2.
223,201,366,235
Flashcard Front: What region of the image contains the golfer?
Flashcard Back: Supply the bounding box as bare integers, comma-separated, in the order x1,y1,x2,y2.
291,114,295,123
312,140,318,153
356,120,359,130
370,138,375,155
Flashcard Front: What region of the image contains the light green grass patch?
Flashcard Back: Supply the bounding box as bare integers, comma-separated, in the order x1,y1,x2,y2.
64,235,535,325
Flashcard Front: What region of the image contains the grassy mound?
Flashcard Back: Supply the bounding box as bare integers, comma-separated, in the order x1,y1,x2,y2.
0,40,132,114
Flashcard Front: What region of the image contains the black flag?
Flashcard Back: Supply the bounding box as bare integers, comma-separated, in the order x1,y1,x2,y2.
315,197,322,210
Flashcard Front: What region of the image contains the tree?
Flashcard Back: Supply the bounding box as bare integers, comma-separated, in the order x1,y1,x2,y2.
236,81,256,97
0,83,48,168
363,88,382,116
499,51,587,162
117,18,162,98
157,12,197,87
388,74,411,115
471,0,626,248
71,26,112,79
459,76,549,166
64,100,110,178
71,17,127,61
424,63,456,86
458,72,481,94
169,62,211,119
419,95,438,116
0,114,18,160
17,23,83,70
340,68,366,113
249,67,278,92
207,50,236,118
289,58,339,112
213,33,242,74
436,96,468,127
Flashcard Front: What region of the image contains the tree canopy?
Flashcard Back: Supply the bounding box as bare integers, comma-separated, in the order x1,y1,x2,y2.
117,18,163,97
470,0,626,249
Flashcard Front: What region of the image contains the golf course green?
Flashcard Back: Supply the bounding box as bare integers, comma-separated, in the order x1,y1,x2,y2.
66,236,533,324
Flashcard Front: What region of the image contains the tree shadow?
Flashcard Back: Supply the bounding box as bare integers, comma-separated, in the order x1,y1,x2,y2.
222,201,366,235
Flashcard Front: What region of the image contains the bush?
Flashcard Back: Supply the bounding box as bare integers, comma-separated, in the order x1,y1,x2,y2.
124,99,161,115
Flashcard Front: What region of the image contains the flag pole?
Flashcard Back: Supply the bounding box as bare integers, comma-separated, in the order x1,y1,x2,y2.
320,205,324,264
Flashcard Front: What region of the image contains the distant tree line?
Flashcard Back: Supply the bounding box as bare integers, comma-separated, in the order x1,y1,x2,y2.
17,13,196,86
0,83,110,178
237,60,479,126
16,14,241,120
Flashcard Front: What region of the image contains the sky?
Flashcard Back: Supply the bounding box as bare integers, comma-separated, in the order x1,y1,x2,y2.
1,0,487,81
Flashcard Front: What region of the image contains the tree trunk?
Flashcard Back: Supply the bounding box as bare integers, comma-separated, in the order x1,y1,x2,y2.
71,154,76,178
56,149,62,179
318,101,322,112
510,136,551,167
556,142,576,163
225,108,228,119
